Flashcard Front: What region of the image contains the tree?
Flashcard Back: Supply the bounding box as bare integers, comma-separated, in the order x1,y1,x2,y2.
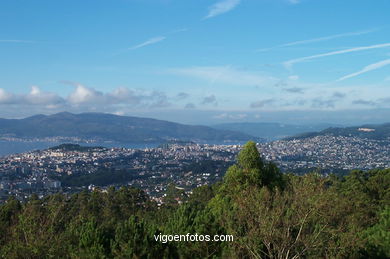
0,197,21,246
111,216,174,258
208,141,287,257
163,183,187,208
363,206,390,258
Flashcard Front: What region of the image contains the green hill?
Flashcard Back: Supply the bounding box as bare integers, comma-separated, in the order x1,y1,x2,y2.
0,112,259,143
287,123,390,140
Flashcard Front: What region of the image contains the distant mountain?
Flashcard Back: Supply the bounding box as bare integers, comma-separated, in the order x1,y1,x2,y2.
212,122,340,141
0,112,259,143
286,123,390,140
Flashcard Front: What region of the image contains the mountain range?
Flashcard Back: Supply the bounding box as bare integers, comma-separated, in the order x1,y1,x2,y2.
0,112,259,143
1,112,389,147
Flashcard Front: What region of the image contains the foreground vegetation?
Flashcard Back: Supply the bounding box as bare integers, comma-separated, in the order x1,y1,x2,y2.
0,142,389,258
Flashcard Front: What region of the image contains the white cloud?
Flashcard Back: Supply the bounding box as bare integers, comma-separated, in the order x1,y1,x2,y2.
0,88,15,104
63,81,171,108
214,113,248,120
169,66,277,86
129,36,166,50
258,29,374,52
283,87,305,93
204,0,241,19
288,75,299,81
214,113,229,119
337,59,390,81
283,42,390,69
288,0,301,4
67,84,104,104
148,91,171,108
285,30,373,47
113,111,125,116
250,99,276,108
108,87,143,105
352,99,377,106
0,83,176,114
0,86,64,106
0,40,36,43
25,86,64,105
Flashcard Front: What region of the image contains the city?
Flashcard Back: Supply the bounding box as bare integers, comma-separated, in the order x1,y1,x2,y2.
1,134,389,203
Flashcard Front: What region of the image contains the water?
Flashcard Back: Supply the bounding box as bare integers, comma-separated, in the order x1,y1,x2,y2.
0,140,248,157
0,140,161,157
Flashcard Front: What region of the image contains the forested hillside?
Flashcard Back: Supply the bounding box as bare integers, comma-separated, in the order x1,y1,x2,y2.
0,112,257,143
0,142,389,258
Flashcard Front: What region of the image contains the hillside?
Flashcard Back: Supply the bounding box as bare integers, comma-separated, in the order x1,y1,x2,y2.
0,112,258,143
212,122,338,140
287,123,390,140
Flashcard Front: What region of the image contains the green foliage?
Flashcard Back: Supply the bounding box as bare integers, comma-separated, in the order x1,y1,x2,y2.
188,185,215,208
363,206,390,258
163,203,224,258
69,218,108,258
221,141,284,192
162,183,187,208
55,168,139,187
238,141,263,171
0,197,21,246
111,216,173,258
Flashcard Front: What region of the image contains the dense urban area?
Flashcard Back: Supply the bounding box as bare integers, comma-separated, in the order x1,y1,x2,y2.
262,135,390,171
1,134,389,203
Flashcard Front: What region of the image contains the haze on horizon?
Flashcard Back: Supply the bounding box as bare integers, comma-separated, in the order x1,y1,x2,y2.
0,0,389,125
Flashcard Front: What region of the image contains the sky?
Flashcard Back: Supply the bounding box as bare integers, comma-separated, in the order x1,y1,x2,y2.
0,0,390,125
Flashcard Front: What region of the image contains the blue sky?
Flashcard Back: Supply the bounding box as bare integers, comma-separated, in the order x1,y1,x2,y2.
0,0,390,124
